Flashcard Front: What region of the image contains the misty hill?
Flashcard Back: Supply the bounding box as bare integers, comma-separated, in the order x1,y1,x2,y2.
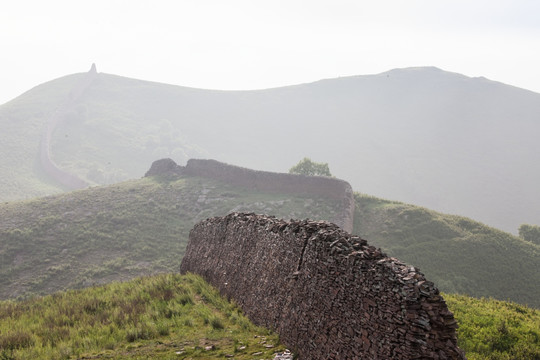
0,160,538,308
1,66,539,234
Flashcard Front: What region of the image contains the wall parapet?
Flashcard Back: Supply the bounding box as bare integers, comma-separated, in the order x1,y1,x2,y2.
180,213,465,359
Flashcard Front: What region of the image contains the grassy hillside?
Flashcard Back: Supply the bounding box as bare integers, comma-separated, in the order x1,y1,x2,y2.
444,293,540,360
0,273,287,360
0,174,342,300
0,274,537,360
353,193,540,308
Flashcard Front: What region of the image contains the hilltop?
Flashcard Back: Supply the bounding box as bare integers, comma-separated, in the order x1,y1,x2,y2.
1,159,538,308
1,66,540,233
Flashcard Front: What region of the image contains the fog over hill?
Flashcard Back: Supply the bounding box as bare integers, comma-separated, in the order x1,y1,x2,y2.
1,66,539,233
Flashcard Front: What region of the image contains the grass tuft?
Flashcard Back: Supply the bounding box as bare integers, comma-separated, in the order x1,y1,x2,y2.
210,316,225,330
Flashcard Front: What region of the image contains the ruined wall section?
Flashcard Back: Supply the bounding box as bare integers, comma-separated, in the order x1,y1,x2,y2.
180,213,465,360
145,158,354,232
39,64,97,190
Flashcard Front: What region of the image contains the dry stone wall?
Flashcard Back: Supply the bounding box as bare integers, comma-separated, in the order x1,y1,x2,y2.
145,158,355,232
180,213,465,359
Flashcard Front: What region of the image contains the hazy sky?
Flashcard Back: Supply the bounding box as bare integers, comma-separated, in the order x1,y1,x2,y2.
1,0,539,105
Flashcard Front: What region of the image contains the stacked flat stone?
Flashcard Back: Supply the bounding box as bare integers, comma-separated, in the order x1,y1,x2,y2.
180,213,466,359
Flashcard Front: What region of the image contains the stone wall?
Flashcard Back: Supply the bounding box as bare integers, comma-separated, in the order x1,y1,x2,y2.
39,64,97,190
145,158,355,232
180,213,465,359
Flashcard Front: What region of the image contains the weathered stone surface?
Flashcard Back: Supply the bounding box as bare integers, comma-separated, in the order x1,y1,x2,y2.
180,213,466,359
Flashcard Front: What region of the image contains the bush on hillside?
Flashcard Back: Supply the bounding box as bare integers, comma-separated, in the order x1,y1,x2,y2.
518,224,540,245
289,157,332,177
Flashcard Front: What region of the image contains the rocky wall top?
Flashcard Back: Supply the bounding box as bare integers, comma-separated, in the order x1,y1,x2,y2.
180,213,465,360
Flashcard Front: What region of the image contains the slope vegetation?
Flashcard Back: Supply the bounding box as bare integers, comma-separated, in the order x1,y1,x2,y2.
444,293,540,360
0,173,343,300
353,193,540,308
0,273,287,360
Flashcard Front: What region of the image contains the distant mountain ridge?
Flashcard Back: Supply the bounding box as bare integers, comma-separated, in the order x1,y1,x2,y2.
1,66,539,233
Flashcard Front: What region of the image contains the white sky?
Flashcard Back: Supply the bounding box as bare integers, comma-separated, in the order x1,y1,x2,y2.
1,0,539,105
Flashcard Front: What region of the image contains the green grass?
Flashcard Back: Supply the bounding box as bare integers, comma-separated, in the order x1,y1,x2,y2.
0,273,537,360
353,193,540,308
0,174,342,300
444,293,540,360
0,273,286,359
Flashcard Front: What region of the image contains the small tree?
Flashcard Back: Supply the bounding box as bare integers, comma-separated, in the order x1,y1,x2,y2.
518,224,540,245
289,157,332,177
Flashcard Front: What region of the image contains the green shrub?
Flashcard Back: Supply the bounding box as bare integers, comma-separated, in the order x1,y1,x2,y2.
518,224,540,245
